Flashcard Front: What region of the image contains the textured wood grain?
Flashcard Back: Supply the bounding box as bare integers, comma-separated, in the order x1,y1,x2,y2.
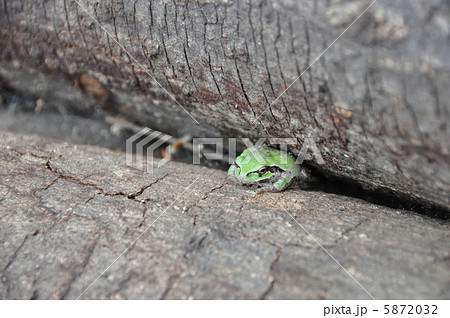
0,0,449,211
0,131,449,299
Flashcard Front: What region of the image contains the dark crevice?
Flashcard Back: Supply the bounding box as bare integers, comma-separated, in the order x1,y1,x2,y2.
160,231,209,299
2,234,29,272
206,51,223,98
183,181,227,215
61,238,98,300
305,164,449,220
183,45,198,90
62,0,73,42
30,289,38,300
6,128,448,220
234,60,256,119
259,247,281,299
208,145,449,220
45,159,169,203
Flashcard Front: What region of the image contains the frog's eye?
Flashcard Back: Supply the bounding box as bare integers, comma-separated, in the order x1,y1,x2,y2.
257,166,268,176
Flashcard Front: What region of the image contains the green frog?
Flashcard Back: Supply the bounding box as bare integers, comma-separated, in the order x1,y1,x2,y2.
228,146,310,192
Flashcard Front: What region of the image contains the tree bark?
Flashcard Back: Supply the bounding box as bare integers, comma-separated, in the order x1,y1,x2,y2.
0,0,449,211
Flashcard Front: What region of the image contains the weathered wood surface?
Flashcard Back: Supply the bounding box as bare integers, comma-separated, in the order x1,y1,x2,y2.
0,0,449,212
0,131,449,299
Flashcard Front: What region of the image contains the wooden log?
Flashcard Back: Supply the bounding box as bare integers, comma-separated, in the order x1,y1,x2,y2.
0,2,449,212
0,131,449,299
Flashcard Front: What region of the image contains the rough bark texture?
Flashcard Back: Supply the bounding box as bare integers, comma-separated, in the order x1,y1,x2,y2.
0,2,449,210
0,131,449,300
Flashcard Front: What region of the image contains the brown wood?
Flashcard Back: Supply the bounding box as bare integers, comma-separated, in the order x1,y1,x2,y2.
0,0,449,211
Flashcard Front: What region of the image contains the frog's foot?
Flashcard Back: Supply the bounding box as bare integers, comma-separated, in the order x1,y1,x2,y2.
255,186,270,194
255,174,292,193
227,164,236,178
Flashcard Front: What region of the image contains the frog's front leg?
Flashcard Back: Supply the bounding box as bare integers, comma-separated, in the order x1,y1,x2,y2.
227,164,236,178
272,172,293,191
256,172,293,193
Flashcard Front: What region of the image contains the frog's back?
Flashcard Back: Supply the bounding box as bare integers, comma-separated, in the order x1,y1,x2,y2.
262,148,299,172
236,146,299,174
